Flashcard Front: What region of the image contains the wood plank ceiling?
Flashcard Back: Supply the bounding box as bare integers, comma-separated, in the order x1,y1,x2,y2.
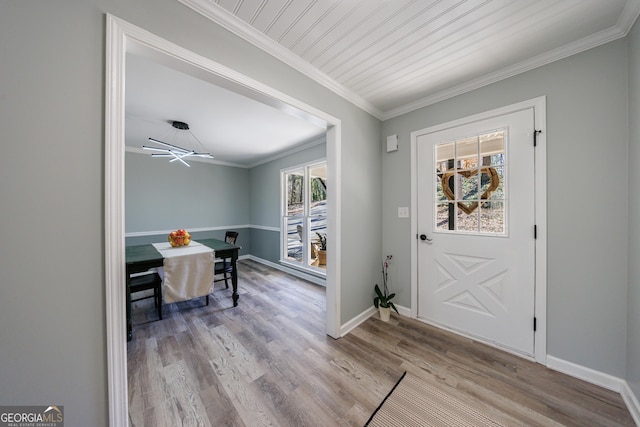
181,0,639,118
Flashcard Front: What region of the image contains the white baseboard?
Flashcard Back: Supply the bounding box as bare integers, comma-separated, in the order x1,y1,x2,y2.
340,306,377,337
395,304,411,318
244,255,326,286
546,355,624,392
621,381,640,426
339,303,411,337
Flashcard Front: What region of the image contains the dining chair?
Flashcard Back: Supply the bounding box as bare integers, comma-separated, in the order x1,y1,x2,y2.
129,271,162,320
214,231,239,289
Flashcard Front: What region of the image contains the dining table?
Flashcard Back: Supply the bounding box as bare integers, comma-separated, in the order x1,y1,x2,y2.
125,237,241,341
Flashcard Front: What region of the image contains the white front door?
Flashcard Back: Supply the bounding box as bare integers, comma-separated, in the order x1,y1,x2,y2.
416,108,536,357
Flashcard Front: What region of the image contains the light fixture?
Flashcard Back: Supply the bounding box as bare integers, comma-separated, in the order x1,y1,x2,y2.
143,120,214,167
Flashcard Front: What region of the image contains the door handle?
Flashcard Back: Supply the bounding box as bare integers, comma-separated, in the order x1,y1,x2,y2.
419,234,432,242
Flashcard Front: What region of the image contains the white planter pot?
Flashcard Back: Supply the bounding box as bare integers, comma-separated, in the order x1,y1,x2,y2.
379,306,391,322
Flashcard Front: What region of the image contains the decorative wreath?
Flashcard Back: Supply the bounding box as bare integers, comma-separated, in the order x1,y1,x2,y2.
440,166,500,215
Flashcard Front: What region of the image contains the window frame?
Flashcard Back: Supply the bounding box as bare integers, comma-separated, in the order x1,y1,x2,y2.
432,128,509,237
280,159,327,275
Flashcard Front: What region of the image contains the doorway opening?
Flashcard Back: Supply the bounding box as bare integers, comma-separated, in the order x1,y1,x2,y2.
105,15,342,425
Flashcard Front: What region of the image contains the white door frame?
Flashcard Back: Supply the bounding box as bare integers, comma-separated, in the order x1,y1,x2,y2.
409,97,547,363
105,15,342,426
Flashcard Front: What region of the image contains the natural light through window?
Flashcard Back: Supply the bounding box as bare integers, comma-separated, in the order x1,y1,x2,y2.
434,130,507,235
281,160,327,274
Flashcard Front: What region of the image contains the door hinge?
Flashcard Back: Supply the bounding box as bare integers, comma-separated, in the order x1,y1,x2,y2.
533,317,537,332
534,225,537,239
533,129,542,147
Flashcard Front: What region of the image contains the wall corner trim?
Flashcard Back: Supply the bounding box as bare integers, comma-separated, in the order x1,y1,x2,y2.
621,381,640,426
546,355,624,392
546,356,640,422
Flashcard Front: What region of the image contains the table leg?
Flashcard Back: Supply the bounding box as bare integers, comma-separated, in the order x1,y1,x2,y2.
231,253,239,307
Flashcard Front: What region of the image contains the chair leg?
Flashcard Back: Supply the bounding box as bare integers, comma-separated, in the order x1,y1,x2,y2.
156,287,162,320
206,295,209,306
224,273,230,289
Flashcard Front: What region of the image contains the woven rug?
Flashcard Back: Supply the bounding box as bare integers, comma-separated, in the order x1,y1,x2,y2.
365,372,507,427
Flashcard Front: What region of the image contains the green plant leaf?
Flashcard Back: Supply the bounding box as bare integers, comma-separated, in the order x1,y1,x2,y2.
374,284,384,299
389,302,399,315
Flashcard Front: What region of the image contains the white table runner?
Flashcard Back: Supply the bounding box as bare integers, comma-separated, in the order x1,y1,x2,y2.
152,241,215,303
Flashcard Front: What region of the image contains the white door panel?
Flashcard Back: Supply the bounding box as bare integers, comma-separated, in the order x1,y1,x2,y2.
417,109,535,356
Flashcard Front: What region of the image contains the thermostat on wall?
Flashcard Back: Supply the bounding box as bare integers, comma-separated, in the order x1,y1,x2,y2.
386,134,398,152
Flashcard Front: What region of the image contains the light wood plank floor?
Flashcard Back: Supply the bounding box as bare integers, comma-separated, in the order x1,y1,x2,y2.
127,259,635,426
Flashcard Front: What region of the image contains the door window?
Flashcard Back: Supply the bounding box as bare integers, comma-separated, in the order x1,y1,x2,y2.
434,130,506,235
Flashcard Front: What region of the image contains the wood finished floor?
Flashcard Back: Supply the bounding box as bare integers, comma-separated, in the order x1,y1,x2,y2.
127,259,635,426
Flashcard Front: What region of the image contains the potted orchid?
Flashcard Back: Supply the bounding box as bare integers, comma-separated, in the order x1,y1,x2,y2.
373,255,398,322
315,232,327,266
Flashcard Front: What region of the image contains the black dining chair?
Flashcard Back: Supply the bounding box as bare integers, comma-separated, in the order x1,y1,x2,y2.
129,271,162,320
214,231,239,289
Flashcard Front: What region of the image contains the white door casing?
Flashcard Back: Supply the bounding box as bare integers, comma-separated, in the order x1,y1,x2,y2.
415,107,538,358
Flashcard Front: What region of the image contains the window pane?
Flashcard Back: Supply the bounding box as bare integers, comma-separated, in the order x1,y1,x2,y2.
309,163,327,214
481,166,504,200
435,141,454,172
455,136,478,170
286,216,303,262
480,201,505,233
435,177,447,201
459,172,479,201
286,170,304,216
480,131,505,166
282,161,327,272
457,207,479,232
433,130,506,236
436,202,453,231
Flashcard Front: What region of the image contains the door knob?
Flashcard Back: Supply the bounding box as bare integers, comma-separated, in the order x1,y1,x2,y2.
419,234,432,242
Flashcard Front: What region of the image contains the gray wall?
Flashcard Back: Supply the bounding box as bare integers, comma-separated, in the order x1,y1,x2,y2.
125,151,250,232
381,40,630,378
125,151,251,256
0,1,381,425
627,19,640,398
249,142,326,263
125,140,328,262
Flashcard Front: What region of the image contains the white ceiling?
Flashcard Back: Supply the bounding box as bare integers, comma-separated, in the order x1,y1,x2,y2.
126,0,640,166
125,54,327,167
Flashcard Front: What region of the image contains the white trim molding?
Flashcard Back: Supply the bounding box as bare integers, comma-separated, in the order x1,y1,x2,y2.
177,0,382,119
105,14,342,427
177,0,640,120
246,255,326,287
546,356,626,393
339,304,411,337
621,381,640,426
340,306,377,337
125,224,252,238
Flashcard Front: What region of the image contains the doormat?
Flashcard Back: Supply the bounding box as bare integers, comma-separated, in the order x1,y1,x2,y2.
365,372,508,427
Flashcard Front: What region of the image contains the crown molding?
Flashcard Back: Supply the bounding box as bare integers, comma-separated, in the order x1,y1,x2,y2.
177,0,640,122
618,0,640,34
247,135,326,168
177,0,384,119
381,24,630,120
